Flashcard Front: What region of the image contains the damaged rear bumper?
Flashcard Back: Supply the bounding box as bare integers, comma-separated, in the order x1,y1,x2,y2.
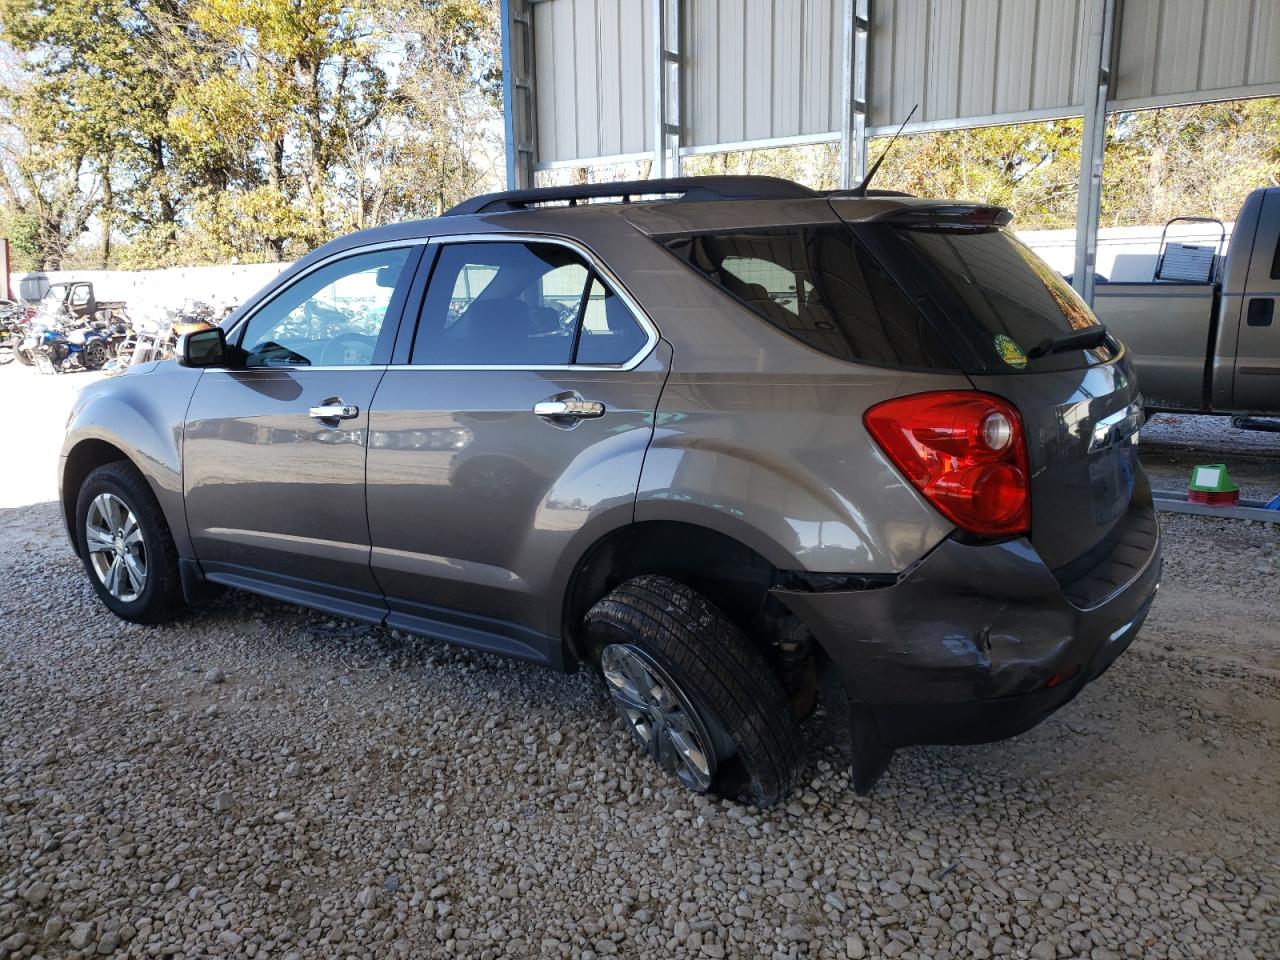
773,505,1162,749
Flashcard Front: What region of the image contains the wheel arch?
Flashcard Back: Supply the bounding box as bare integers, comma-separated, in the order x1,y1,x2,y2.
561,519,790,665
61,438,146,552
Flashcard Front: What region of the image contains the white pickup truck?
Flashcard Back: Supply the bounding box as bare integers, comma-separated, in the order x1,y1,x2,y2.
1092,187,1279,417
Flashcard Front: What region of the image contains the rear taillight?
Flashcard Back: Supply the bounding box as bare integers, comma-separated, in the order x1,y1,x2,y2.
864,391,1030,537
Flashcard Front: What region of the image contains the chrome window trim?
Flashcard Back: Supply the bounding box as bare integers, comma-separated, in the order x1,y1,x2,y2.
403,232,660,372
221,231,661,373
223,238,433,343
206,365,390,373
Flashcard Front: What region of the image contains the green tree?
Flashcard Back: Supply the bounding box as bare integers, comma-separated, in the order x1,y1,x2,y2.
1,0,185,265
356,0,502,223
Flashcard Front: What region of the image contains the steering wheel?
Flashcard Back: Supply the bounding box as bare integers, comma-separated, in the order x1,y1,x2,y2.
318,332,377,366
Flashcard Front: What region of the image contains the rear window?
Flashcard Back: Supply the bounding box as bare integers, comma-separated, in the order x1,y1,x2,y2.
889,227,1114,373
658,225,959,371
658,222,1114,375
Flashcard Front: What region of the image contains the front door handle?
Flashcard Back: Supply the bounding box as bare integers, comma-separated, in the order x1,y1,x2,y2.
533,398,606,419
310,401,359,420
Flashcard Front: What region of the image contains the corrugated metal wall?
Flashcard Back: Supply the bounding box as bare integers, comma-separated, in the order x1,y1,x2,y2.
1112,0,1280,106
868,0,1099,128
684,0,844,148
533,0,655,163
529,0,1280,168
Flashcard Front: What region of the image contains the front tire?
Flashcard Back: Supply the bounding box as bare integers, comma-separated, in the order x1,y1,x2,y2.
585,575,804,807
75,461,186,623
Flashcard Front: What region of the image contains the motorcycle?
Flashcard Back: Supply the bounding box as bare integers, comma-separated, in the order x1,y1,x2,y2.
30,320,114,374
0,303,30,365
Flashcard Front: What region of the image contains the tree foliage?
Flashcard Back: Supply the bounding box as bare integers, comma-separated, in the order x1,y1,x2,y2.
2,0,1278,274
690,99,1280,231
0,0,501,269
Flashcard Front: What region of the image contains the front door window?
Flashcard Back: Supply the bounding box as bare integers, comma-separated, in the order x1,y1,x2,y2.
239,248,411,367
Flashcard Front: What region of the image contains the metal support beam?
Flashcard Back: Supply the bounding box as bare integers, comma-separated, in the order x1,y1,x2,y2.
1072,0,1118,306
652,0,682,179
839,0,870,188
502,0,537,189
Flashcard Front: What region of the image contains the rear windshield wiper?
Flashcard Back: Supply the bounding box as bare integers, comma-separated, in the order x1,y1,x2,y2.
1026,324,1108,361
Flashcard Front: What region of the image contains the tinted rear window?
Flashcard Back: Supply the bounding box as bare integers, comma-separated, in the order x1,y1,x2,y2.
658,222,1114,375
659,226,959,371
889,227,1114,373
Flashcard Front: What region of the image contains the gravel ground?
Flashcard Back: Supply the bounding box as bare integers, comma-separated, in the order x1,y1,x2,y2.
1141,414,1280,503
1,363,1278,960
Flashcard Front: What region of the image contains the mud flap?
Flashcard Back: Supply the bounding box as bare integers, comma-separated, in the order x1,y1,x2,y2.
179,557,225,605
848,701,894,794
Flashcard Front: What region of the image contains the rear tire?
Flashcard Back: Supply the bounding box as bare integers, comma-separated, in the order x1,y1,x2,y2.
75,461,186,624
81,339,109,370
585,575,804,807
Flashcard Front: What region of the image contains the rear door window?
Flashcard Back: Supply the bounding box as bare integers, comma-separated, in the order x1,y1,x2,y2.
412,241,650,366
658,226,959,370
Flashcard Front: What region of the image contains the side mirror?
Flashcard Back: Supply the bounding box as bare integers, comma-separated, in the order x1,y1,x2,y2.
177,326,227,368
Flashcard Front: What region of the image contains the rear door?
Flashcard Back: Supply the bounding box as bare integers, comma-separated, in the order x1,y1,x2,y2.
365,237,666,662
1232,189,1280,411
183,244,423,622
835,207,1146,576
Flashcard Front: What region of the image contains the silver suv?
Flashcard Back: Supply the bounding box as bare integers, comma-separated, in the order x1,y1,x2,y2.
61,176,1161,805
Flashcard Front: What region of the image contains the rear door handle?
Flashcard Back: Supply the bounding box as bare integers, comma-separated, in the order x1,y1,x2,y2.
310,401,359,420
533,398,606,419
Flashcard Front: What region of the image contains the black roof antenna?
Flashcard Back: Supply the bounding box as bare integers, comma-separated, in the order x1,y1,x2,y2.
846,103,918,197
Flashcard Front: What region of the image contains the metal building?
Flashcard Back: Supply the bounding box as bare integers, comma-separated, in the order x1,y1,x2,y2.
501,0,1280,302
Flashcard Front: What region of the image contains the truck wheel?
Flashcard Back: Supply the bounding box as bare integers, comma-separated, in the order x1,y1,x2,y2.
585,575,804,807
75,461,186,624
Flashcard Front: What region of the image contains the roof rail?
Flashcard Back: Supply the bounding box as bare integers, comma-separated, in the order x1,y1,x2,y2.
443,175,817,216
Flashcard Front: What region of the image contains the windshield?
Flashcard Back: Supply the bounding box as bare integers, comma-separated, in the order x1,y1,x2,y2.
38,284,67,307
33,284,69,321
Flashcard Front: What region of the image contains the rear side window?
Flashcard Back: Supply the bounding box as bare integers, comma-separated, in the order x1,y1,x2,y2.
658,226,958,370
412,241,649,366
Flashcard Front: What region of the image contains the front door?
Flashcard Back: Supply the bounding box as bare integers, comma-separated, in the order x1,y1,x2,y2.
68,282,94,320
365,239,667,663
1233,189,1280,411
183,244,422,622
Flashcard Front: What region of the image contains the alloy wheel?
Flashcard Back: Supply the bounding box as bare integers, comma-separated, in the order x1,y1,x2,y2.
85,493,147,602
600,643,717,792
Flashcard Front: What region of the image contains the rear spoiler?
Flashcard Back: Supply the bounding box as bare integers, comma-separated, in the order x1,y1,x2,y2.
870,204,1014,229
